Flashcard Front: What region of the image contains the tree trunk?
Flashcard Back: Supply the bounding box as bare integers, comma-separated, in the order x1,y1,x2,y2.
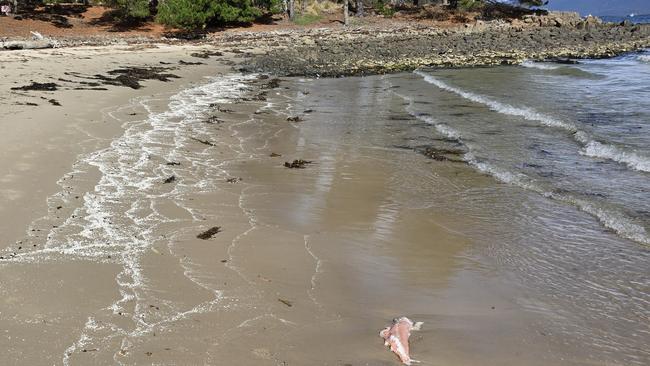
289,0,295,19
356,0,363,16
12,0,17,14
343,0,349,25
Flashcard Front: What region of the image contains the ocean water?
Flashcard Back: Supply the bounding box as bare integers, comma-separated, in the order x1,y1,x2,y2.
601,14,650,24
408,51,650,246
399,52,650,363
279,51,650,364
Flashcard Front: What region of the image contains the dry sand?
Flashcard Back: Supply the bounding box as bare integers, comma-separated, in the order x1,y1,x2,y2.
0,44,591,366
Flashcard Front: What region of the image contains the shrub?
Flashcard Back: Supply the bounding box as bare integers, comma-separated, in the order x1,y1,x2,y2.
157,0,261,30
254,0,284,14
457,0,481,11
373,0,395,18
108,0,151,20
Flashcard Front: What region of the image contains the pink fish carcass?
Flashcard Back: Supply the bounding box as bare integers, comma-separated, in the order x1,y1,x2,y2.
379,316,423,365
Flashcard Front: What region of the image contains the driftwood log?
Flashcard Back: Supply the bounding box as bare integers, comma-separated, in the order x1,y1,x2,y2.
1,39,58,50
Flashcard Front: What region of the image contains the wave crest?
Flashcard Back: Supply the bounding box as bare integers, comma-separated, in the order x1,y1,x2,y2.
415,70,650,173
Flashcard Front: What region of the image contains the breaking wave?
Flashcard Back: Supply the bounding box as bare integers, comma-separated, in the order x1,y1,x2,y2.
397,83,650,246
582,140,650,173
414,70,650,173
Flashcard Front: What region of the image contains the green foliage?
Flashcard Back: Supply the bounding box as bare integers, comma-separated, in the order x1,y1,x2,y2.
373,0,394,18
516,0,548,7
457,0,481,11
156,0,261,29
109,0,150,20
292,13,322,25
253,0,284,14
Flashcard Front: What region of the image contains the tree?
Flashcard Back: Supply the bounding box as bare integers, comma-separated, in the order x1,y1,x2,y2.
450,0,550,10
156,0,261,30
108,0,151,20
516,0,548,7
343,0,349,25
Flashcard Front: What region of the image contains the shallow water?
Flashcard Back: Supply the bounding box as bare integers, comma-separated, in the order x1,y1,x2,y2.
279,54,650,364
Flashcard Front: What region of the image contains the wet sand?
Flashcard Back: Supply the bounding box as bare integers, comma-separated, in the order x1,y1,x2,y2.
1,46,647,366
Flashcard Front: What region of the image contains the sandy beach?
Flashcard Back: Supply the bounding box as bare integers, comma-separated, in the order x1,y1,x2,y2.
1,14,649,365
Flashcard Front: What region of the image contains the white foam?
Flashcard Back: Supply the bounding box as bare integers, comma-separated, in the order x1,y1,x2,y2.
521,60,561,70
414,70,577,132
582,140,650,173
415,70,650,174
638,55,650,63
0,73,260,364
465,153,650,246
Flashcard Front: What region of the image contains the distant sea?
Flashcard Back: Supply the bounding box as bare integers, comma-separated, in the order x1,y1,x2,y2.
601,14,650,24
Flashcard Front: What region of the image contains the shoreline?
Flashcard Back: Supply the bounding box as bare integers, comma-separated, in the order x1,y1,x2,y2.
3,14,650,77
243,22,650,77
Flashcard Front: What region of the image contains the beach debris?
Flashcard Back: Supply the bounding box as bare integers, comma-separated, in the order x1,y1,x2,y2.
30,31,44,41
190,137,216,146
278,298,293,307
262,78,281,89
197,226,222,240
179,60,205,66
380,317,423,365
226,177,242,183
190,51,223,59
94,67,179,90
11,82,59,91
205,116,224,124
163,175,176,184
286,116,303,122
284,159,312,169
216,105,234,113
1,38,58,50
270,152,282,157
419,146,465,163
166,161,181,166
257,274,272,282
48,99,62,106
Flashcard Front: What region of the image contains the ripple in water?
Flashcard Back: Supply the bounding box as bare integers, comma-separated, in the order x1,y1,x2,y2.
412,69,650,246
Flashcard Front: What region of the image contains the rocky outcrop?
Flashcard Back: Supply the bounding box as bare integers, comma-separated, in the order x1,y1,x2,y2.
243,21,650,77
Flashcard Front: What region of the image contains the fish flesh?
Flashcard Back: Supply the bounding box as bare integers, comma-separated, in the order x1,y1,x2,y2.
379,316,423,365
